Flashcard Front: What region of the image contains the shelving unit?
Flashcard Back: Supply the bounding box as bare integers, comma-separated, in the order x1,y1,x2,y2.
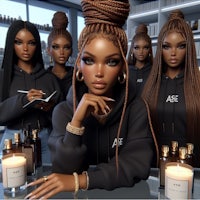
127,0,200,62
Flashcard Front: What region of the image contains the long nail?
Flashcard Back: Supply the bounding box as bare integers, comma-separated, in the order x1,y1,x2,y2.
106,98,115,101
105,105,111,112
40,91,46,95
29,195,36,200
26,182,34,187
103,109,107,115
24,193,32,199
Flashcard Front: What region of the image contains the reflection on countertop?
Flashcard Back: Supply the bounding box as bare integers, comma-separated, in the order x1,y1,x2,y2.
1,167,200,199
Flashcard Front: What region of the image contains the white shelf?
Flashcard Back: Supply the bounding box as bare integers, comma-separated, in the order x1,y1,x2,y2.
127,0,200,63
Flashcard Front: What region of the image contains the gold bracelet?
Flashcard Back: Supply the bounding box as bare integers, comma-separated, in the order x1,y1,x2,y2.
73,172,79,195
66,122,85,135
82,171,89,191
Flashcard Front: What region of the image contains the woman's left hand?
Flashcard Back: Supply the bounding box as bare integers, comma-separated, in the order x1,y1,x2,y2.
25,173,75,199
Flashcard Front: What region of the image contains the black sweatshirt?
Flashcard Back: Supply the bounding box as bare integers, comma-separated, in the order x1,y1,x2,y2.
129,62,151,98
48,78,155,190
0,63,61,130
156,72,186,148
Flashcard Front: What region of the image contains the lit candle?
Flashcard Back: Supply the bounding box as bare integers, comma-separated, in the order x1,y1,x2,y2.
2,154,27,188
165,163,193,199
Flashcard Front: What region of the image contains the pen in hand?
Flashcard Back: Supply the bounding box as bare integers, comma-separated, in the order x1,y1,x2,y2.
17,90,46,95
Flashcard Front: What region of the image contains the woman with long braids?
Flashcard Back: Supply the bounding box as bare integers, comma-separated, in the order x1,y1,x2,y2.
142,9,200,167
25,0,157,198
47,11,73,101
128,24,153,98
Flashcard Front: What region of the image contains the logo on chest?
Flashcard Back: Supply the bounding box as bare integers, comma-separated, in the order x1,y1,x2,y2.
112,137,123,148
166,95,179,103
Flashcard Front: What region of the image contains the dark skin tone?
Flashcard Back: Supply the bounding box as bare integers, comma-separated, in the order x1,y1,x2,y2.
15,29,53,111
25,37,125,200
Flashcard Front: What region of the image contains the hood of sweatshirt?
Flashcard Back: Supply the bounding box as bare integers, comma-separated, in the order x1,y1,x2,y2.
14,63,46,79
9,63,47,97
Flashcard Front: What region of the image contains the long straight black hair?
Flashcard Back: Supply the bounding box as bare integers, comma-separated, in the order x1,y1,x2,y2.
1,20,44,101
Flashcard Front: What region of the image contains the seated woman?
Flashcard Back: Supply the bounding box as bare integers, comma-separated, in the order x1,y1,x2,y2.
25,0,158,199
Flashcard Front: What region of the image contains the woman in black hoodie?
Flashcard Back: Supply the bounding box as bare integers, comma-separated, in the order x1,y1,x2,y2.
127,24,153,98
142,10,200,167
46,11,73,101
0,20,61,164
25,0,158,199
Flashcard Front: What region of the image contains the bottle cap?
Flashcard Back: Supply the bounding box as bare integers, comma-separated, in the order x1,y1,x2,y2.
186,143,194,155
171,140,178,151
179,147,187,159
14,132,21,143
4,139,12,150
32,129,39,139
161,145,169,157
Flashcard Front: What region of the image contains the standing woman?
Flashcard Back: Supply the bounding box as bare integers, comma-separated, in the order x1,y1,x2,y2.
25,0,157,199
142,10,200,167
47,11,73,100
127,24,153,97
0,20,61,164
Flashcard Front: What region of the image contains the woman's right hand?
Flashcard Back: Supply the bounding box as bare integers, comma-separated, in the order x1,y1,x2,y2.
27,89,45,102
25,173,87,199
71,93,114,128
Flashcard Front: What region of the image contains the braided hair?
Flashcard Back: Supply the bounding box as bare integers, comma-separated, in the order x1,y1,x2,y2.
127,24,153,65
47,11,72,52
72,0,130,171
142,9,200,151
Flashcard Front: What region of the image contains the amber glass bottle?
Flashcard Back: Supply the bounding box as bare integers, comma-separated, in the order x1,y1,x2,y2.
22,126,35,175
177,147,188,164
12,132,22,153
170,140,179,162
186,143,195,167
32,129,42,168
3,139,13,156
159,145,170,189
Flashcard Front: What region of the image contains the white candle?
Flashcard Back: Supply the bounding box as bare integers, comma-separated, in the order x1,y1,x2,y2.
165,163,193,199
2,154,27,188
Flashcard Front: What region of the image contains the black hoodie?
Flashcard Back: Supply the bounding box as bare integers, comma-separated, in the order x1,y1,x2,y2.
156,72,186,149
48,78,155,190
129,62,151,98
0,63,61,129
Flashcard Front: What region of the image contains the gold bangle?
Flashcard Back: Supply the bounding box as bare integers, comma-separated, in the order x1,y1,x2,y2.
73,172,79,195
66,122,85,135
82,171,89,191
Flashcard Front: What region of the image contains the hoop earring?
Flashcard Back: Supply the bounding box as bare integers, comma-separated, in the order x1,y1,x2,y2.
50,56,53,65
130,53,133,59
118,72,126,84
76,70,84,82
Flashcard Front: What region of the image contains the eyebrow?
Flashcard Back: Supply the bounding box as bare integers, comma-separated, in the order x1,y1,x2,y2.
82,51,121,58
162,41,186,45
15,37,36,41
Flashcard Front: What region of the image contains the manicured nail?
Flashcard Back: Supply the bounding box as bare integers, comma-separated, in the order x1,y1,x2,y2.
26,182,33,187
40,90,46,95
107,98,115,101
105,105,111,112
24,193,32,199
29,195,36,200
